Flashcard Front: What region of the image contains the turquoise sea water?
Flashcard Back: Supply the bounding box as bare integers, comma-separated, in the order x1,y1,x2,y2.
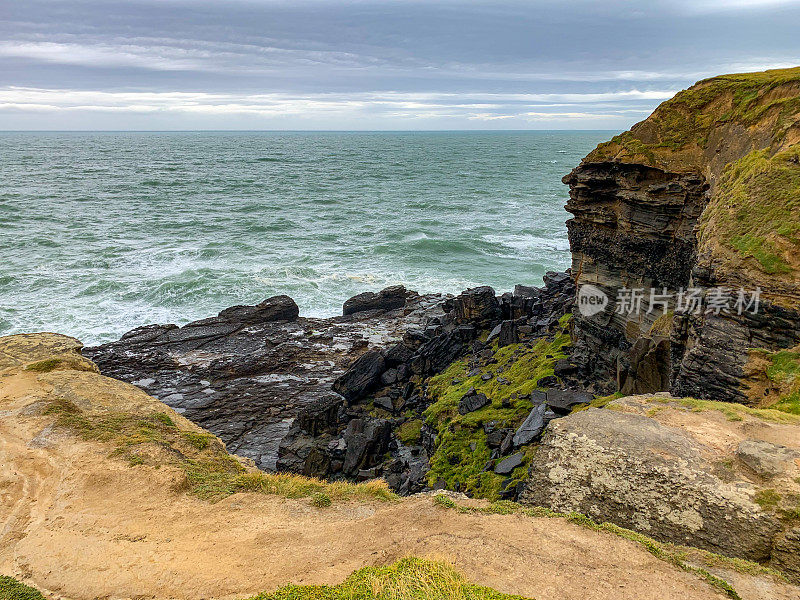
0,131,612,344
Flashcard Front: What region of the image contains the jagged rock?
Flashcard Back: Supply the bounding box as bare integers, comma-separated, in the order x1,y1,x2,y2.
446,286,501,326
494,452,524,475
544,389,592,414
458,390,490,415
343,285,409,316
497,320,518,347
333,350,386,402
520,406,781,562
772,528,800,585
512,403,546,446
342,418,391,475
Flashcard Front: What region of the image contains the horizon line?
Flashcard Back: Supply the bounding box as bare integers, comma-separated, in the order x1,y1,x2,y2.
0,128,620,133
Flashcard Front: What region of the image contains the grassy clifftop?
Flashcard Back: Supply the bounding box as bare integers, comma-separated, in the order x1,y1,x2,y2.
587,66,800,170
583,66,800,301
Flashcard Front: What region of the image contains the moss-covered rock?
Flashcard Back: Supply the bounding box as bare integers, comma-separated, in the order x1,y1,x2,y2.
422,325,570,499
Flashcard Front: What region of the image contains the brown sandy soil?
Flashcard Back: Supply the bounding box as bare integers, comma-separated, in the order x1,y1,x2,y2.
1,334,797,600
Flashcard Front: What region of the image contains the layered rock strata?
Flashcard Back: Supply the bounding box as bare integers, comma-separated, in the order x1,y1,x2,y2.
564,67,800,402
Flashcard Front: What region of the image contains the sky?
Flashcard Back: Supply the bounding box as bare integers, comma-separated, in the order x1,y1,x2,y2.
0,0,798,130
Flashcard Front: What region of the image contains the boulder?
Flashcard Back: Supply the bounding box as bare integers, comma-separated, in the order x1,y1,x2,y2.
458,390,490,415
332,350,385,402
217,295,299,323
512,403,546,447
736,440,800,479
446,286,501,326
343,285,409,316
544,389,592,413
520,407,781,562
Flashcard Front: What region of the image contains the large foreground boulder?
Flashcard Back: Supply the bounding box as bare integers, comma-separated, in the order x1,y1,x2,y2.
520,394,800,576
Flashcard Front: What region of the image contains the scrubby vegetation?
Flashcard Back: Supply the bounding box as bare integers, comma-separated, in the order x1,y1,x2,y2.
763,349,800,415
0,576,45,600
589,66,800,165
431,495,785,600
423,320,570,499
699,147,800,277
44,398,396,504
247,557,529,600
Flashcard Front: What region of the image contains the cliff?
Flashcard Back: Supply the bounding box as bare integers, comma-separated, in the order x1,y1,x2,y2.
564,66,800,404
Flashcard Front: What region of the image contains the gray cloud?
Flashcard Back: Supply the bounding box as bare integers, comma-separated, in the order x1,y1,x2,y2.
1,0,797,129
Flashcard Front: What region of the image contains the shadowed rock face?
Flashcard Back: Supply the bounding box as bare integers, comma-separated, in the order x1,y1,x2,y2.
84,291,446,470
563,68,800,401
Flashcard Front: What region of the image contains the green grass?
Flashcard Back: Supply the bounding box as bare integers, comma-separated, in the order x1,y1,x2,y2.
44,398,397,505
699,147,800,277
431,495,789,599
763,349,800,415
589,66,800,164
422,324,570,499
247,557,530,600
396,419,423,445
0,576,45,600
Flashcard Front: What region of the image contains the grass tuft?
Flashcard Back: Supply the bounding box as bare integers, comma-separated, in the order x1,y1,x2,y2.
0,576,46,600
247,557,531,600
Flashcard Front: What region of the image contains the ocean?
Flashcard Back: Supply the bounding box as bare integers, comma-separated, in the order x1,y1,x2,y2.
0,130,612,344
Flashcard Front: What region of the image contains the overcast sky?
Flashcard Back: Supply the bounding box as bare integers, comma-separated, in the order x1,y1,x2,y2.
0,0,798,130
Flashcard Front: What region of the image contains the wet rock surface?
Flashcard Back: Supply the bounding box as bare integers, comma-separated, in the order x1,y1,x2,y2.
85,274,577,496
84,289,446,471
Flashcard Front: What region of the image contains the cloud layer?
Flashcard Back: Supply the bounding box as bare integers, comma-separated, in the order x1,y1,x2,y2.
1,0,797,129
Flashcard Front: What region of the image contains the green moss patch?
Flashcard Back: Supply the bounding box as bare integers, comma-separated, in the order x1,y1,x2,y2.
0,576,45,600
423,327,570,499
396,419,423,445
248,557,529,600
764,350,800,415
44,398,396,505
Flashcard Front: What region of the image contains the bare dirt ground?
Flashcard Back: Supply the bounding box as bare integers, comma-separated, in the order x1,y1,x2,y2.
1,334,797,600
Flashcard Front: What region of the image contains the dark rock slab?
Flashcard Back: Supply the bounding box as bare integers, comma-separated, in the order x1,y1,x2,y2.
512,403,546,446
343,285,409,316
494,452,524,474
333,350,386,402
458,390,490,415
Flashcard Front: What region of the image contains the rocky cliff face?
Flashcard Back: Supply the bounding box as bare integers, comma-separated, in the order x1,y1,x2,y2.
564,67,800,404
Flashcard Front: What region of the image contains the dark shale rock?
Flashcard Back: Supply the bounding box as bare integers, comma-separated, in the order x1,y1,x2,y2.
342,418,391,475
494,452,524,475
458,390,490,415
544,389,592,414
343,285,410,316
512,403,546,446
84,291,446,472
332,350,386,402
445,286,501,326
